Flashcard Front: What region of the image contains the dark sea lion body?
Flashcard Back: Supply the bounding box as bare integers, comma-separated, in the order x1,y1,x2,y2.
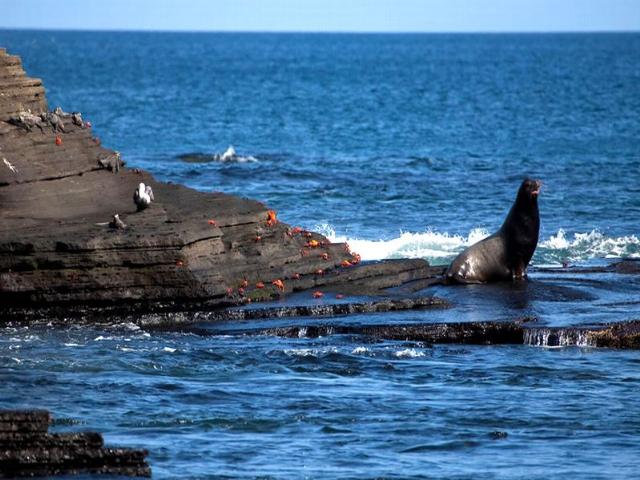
445,178,541,284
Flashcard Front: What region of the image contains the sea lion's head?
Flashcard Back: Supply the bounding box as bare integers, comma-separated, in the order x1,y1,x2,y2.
519,178,542,202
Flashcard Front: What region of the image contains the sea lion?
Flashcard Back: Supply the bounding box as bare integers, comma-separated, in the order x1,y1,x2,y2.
445,178,541,284
133,182,154,211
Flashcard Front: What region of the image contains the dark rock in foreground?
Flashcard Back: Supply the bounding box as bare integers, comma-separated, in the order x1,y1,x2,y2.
0,410,150,478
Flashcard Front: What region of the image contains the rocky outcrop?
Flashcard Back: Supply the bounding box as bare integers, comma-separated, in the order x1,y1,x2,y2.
522,321,640,348
218,316,640,349
0,49,47,120
0,410,150,477
0,48,444,313
128,295,448,329
251,318,532,344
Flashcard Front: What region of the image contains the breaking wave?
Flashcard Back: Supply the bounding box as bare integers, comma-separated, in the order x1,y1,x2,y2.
319,225,640,266
178,146,257,163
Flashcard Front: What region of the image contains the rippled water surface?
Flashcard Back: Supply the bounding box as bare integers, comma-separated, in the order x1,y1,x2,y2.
2,324,640,479
1,31,639,478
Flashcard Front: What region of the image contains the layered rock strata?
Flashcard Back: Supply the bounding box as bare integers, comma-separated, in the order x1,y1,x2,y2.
1,48,440,312
0,410,150,477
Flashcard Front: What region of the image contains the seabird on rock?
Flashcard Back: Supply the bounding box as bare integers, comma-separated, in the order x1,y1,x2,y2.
133,182,154,211
109,214,127,229
9,111,45,132
43,111,65,133
71,112,83,127
98,151,123,173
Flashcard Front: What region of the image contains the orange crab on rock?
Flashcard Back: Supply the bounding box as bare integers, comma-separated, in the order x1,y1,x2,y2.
313,291,324,299
256,282,265,289
266,210,278,227
272,279,285,292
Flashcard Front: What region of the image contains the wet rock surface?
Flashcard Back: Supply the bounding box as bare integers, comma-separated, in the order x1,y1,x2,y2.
203,316,640,349
0,410,150,477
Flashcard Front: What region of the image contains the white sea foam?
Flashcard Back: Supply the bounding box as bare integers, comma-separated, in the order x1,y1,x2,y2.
283,347,338,357
319,224,489,263
394,348,425,358
321,225,640,266
217,145,257,163
283,348,316,357
538,229,640,263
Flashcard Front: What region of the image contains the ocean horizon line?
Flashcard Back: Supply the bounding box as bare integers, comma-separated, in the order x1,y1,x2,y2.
1,27,639,35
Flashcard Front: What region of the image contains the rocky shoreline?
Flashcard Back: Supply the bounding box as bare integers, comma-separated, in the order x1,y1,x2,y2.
1,47,437,312
1,46,640,352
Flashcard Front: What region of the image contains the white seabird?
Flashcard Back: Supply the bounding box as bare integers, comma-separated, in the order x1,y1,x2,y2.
133,182,154,211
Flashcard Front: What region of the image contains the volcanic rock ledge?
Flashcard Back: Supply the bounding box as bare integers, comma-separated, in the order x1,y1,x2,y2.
0,410,150,477
0,48,441,316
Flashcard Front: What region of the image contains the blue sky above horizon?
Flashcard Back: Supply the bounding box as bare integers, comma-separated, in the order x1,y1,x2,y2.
1,0,639,33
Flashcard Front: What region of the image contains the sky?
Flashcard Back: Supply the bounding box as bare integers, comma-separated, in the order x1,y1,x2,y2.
1,0,639,33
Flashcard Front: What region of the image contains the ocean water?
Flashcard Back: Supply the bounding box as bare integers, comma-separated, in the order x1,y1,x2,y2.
2,31,639,265
1,31,640,478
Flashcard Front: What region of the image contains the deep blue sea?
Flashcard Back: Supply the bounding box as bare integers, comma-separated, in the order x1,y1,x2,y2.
1,31,640,479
